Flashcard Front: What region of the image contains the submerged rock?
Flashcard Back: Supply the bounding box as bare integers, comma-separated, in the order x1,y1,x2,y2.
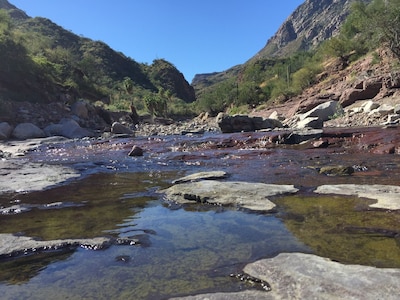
0,234,112,258
170,253,400,300
314,184,400,210
161,180,298,211
319,165,355,176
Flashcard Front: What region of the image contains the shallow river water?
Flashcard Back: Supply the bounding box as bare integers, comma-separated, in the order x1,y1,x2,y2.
1,131,400,299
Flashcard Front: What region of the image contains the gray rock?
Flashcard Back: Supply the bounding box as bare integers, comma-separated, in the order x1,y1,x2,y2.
369,104,394,117
111,121,135,135
43,123,63,136
171,253,400,300
170,290,264,300
0,233,111,257
243,253,400,300
128,145,143,156
59,118,95,139
0,204,32,215
283,129,323,144
0,160,80,193
385,114,400,125
300,100,343,122
217,113,282,133
12,123,46,140
314,184,400,210
161,180,298,211
319,165,354,176
71,100,89,119
394,104,400,114
0,136,69,157
296,116,323,129
362,100,380,112
0,122,13,140
172,171,228,184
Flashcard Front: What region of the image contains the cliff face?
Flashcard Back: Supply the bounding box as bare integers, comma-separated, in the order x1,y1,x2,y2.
192,0,372,87
252,0,372,60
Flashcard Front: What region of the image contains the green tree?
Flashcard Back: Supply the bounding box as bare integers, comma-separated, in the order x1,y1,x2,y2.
369,0,400,58
144,92,167,117
123,77,134,94
0,9,11,36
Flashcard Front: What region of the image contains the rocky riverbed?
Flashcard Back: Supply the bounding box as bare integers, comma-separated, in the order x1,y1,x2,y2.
1,119,400,299
2,85,400,299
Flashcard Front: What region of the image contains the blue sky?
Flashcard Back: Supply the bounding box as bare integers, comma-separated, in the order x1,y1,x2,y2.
10,0,304,82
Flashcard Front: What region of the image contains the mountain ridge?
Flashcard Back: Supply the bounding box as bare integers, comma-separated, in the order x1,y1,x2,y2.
192,0,372,87
0,0,195,106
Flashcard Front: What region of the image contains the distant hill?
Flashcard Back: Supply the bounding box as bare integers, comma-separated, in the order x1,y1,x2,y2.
0,0,195,108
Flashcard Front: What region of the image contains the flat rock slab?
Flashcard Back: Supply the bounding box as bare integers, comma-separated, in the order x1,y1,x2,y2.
0,159,80,193
0,233,111,258
161,180,298,211
170,253,400,300
0,136,69,157
172,171,228,184
315,184,400,210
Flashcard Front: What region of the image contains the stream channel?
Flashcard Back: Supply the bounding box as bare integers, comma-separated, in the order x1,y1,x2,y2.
1,130,400,299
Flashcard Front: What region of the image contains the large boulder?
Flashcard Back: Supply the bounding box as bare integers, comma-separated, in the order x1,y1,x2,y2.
71,100,89,119
243,253,400,300
300,100,343,123
0,122,13,140
111,122,135,135
11,123,46,140
339,78,382,107
44,119,95,139
216,113,282,133
171,253,400,300
296,116,323,129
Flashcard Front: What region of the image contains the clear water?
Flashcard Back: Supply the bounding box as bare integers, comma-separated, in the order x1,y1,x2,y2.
0,172,310,300
1,133,400,299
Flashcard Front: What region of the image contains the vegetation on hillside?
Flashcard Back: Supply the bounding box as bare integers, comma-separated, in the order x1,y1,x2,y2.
0,8,195,118
195,0,400,115
2,0,400,120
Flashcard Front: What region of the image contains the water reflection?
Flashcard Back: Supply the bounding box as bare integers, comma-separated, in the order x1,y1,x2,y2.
0,172,309,299
2,166,400,299
276,194,400,268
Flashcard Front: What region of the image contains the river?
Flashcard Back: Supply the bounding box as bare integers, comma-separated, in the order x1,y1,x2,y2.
1,129,399,299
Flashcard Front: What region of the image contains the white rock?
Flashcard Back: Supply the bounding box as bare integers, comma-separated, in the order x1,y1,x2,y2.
162,180,298,211
314,184,400,210
300,100,343,122
362,100,380,112
171,253,400,300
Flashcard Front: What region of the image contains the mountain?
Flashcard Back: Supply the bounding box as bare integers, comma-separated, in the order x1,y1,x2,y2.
252,0,372,60
0,0,195,105
192,0,371,88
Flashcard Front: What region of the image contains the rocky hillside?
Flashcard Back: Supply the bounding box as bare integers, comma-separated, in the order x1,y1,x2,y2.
252,0,372,60
192,0,372,88
0,0,194,105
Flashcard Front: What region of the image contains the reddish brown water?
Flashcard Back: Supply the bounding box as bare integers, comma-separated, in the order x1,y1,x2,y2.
1,128,400,299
